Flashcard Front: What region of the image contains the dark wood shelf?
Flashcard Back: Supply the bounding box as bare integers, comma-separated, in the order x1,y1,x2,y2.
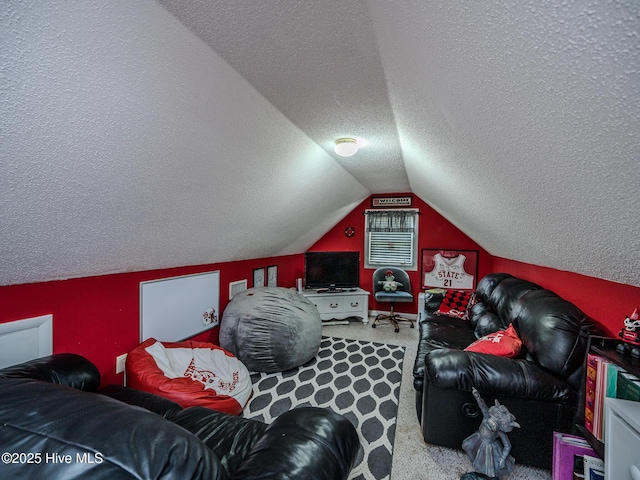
588,336,640,376
575,336,640,459
576,423,604,459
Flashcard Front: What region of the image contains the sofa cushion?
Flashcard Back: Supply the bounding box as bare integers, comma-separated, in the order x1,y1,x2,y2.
474,273,513,304
171,406,267,480
100,383,184,419
488,277,542,321
230,407,360,480
468,302,505,337
423,349,574,402
510,289,596,390
464,324,522,358
423,288,447,312
413,313,477,391
0,353,100,392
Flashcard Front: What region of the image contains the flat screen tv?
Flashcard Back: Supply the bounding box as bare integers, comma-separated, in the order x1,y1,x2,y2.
304,251,360,290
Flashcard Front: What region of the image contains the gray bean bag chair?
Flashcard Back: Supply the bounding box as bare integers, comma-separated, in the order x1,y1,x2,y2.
220,287,322,373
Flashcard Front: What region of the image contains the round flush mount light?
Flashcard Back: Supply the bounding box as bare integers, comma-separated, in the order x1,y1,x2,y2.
334,138,359,157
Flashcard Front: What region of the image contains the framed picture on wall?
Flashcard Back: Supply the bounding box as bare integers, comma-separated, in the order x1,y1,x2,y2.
267,265,278,287
253,268,265,288
421,249,478,290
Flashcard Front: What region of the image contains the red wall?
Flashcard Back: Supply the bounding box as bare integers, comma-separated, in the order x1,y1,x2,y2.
3,192,637,385
492,257,639,336
309,193,640,335
0,254,304,386
308,193,491,315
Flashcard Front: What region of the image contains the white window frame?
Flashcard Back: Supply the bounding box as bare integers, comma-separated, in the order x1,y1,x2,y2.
364,209,419,270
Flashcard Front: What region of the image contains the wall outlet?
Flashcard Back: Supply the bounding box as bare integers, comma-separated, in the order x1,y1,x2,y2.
116,353,127,374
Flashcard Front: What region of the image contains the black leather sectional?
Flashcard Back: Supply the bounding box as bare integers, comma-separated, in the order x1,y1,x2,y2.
0,353,360,479
413,273,602,469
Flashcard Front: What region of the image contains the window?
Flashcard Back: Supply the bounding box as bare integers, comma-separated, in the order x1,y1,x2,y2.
364,209,419,269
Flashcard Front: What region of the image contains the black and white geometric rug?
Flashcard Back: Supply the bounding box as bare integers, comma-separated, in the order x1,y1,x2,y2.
242,336,405,480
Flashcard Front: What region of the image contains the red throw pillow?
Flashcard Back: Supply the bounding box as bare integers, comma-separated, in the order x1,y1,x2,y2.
435,290,473,318
464,324,522,358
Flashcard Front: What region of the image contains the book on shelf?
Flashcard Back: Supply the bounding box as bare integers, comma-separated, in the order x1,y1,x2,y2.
616,371,640,402
606,363,624,398
584,353,598,435
583,353,618,441
552,432,597,480
583,346,640,448
594,356,612,441
583,454,604,480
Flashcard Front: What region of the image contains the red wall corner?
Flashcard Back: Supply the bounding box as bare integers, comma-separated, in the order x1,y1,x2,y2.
308,193,491,315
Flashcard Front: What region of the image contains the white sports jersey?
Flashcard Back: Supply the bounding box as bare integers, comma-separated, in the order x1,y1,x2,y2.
424,253,475,289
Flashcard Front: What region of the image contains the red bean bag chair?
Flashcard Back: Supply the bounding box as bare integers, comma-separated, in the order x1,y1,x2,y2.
126,338,252,415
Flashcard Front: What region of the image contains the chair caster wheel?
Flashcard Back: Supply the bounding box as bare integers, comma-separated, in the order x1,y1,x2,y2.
410,323,415,328
395,328,399,333
371,324,376,328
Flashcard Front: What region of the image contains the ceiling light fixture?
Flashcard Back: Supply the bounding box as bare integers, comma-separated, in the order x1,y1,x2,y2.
334,138,359,157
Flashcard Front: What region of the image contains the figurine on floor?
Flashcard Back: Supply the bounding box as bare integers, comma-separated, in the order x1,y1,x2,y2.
462,387,520,479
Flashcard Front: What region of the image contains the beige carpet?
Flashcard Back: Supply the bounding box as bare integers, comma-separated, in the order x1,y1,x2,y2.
325,318,552,480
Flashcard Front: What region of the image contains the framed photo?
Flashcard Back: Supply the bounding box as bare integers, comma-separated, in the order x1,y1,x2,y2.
267,265,278,287
253,268,265,288
421,249,478,290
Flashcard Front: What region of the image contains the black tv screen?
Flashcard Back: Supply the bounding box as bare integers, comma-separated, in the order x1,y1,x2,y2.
304,251,360,290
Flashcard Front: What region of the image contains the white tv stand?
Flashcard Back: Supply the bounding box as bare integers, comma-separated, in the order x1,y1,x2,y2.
301,288,370,325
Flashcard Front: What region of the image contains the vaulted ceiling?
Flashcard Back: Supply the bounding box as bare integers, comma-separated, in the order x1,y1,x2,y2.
2,1,639,287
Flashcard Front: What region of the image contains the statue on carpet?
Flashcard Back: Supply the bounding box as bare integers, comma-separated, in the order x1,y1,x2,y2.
461,387,520,479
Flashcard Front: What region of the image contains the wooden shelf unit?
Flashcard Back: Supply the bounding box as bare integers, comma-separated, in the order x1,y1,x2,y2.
576,335,640,459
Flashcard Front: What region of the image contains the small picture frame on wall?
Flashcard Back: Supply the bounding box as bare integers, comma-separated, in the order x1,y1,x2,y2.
267,265,278,287
253,268,265,288
421,249,478,290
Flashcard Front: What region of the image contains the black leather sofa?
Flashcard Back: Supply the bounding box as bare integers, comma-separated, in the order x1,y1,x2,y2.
0,353,360,479
413,273,601,469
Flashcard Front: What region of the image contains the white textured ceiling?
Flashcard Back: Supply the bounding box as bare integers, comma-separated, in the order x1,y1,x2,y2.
156,0,409,193
1,0,639,287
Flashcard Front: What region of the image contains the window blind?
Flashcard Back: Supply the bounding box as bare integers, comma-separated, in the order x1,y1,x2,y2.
365,210,418,267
